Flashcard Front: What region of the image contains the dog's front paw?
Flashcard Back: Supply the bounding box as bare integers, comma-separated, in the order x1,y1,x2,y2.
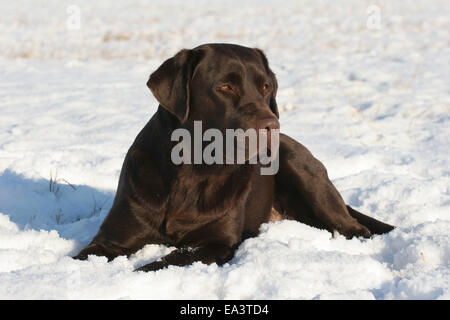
72,252,88,260
135,260,168,272
334,220,372,239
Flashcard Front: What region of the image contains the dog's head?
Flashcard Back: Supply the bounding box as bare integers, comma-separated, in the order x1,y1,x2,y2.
147,43,280,161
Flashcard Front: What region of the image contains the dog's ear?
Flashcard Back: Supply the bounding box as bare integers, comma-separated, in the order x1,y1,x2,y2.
147,49,203,123
253,48,279,118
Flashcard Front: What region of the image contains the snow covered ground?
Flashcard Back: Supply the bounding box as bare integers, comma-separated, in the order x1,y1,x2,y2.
0,0,449,299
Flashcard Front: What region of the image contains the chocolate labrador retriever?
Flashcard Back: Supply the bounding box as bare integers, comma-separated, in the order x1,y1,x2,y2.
74,43,394,271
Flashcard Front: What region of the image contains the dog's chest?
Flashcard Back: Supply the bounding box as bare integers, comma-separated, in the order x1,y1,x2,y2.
163,166,254,242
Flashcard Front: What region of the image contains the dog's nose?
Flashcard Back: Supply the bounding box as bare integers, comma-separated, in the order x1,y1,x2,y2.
257,118,280,131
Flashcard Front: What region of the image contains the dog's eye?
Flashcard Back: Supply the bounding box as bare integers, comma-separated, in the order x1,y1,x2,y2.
262,83,270,92
218,84,233,92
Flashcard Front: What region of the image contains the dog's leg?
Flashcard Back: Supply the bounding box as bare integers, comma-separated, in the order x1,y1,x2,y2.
274,133,394,238
72,237,136,262
135,244,235,272
72,242,119,261
346,205,394,235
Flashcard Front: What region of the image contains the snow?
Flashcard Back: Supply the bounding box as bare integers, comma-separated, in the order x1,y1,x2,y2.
0,0,449,299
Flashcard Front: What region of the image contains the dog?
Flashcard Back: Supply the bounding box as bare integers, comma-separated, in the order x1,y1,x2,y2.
74,43,394,271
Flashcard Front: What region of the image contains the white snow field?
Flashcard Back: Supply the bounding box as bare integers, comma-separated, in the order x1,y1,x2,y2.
0,0,449,299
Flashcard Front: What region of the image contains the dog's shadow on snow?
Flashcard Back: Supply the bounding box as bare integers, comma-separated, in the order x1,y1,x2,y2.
0,169,114,246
